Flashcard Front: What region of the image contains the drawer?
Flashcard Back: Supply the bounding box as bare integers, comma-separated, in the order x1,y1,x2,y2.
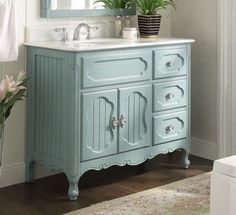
153,110,187,145
81,51,152,88
154,47,187,79
153,79,187,112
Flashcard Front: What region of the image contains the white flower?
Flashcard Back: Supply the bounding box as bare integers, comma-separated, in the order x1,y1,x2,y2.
0,80,8,101
16,71,26,82
5,74,26,95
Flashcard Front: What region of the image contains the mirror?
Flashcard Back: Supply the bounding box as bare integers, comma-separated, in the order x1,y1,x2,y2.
41,0,136,18
51,0,105,10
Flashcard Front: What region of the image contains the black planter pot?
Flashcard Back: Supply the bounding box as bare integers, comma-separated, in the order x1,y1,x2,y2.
138,15,162,38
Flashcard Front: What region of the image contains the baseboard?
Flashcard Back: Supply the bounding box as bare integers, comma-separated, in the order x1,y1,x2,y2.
0,162,25,188
191,138,218,161
0,162,59,188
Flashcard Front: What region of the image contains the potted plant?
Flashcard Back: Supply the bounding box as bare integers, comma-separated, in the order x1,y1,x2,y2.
128,0,176,37
0,72,27,166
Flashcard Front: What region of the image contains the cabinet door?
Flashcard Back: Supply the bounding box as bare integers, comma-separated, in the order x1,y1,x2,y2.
82,90,118,161
119,85,152,152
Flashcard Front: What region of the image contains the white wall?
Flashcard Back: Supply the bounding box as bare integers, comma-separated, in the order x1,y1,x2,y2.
171,0,218,160
0,0,26,187
0,0,171,187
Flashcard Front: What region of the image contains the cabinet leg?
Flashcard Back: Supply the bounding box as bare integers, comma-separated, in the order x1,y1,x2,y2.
67,175,80,201
181,149,190,169
25,160,34,183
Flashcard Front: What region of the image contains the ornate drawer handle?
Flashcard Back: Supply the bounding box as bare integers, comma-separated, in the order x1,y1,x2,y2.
166,61,173,68
165,93,174,101
111,117,118,130
165,125,174,134
119,115,127,128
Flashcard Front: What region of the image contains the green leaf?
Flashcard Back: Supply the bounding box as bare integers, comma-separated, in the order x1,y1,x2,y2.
94,0,128,8
128,0,176,15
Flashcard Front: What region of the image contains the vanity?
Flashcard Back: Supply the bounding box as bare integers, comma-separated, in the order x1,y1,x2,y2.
25,38,194,200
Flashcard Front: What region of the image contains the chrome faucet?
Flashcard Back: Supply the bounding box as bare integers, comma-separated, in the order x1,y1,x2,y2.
54,28,67,42
73,23,98,40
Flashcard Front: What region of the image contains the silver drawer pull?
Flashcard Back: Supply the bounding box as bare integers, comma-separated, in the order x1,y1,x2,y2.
166,61,173,68
165,125,174,134
111,117,118,130
119,115,127,128
165,93,174,101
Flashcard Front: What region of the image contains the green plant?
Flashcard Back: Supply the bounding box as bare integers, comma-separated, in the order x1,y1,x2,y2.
128,0,176,15
94,0,128,9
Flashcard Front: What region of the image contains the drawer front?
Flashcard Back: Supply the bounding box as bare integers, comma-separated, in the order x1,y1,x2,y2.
154,47,187,79
153,79,187,112
82,51,152,88
153,110,187,145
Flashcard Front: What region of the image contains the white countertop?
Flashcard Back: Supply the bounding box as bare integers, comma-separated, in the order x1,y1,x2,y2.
24,37,195,52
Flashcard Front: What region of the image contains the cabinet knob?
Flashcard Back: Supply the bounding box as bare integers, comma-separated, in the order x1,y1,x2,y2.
166,61,173,68
111,117,118,130
119,115,127,128
165,92,174,101
165,125,174,134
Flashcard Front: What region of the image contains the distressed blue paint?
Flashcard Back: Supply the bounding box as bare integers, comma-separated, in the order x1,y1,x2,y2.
26,43,192,201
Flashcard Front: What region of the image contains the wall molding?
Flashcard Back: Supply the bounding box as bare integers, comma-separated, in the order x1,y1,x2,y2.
217,0,236,158
191,138,217,161
0,162,25,188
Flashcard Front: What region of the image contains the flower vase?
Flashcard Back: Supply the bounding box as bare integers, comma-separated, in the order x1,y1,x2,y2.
0,124,4,167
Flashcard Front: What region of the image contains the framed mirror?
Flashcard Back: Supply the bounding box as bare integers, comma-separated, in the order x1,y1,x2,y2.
41,0,136,17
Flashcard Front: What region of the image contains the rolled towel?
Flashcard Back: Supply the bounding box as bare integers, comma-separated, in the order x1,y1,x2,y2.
0,0,18,62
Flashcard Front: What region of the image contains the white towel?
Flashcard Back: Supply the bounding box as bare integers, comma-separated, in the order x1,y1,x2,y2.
0,0,18,62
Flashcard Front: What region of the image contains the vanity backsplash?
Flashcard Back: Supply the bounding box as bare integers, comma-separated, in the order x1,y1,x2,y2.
25,16,138,42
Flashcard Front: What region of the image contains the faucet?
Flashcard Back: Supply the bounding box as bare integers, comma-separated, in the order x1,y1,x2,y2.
73,23,98,40
54,28,67,42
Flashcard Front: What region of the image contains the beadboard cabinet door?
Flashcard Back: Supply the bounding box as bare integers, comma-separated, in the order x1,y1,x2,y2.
118,85,152,152
82,90,118,161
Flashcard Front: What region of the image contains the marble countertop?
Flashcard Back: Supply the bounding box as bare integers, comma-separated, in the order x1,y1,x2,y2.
24,37,195,52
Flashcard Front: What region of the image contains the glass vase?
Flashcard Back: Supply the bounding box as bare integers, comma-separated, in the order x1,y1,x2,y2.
0,124,4,167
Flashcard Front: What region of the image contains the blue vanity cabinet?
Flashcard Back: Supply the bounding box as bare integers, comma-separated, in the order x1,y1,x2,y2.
26,42,192,201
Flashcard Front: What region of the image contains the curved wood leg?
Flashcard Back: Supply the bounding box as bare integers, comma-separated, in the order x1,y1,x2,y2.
25,160,34,183
181,149,190,169
66,175,80,201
